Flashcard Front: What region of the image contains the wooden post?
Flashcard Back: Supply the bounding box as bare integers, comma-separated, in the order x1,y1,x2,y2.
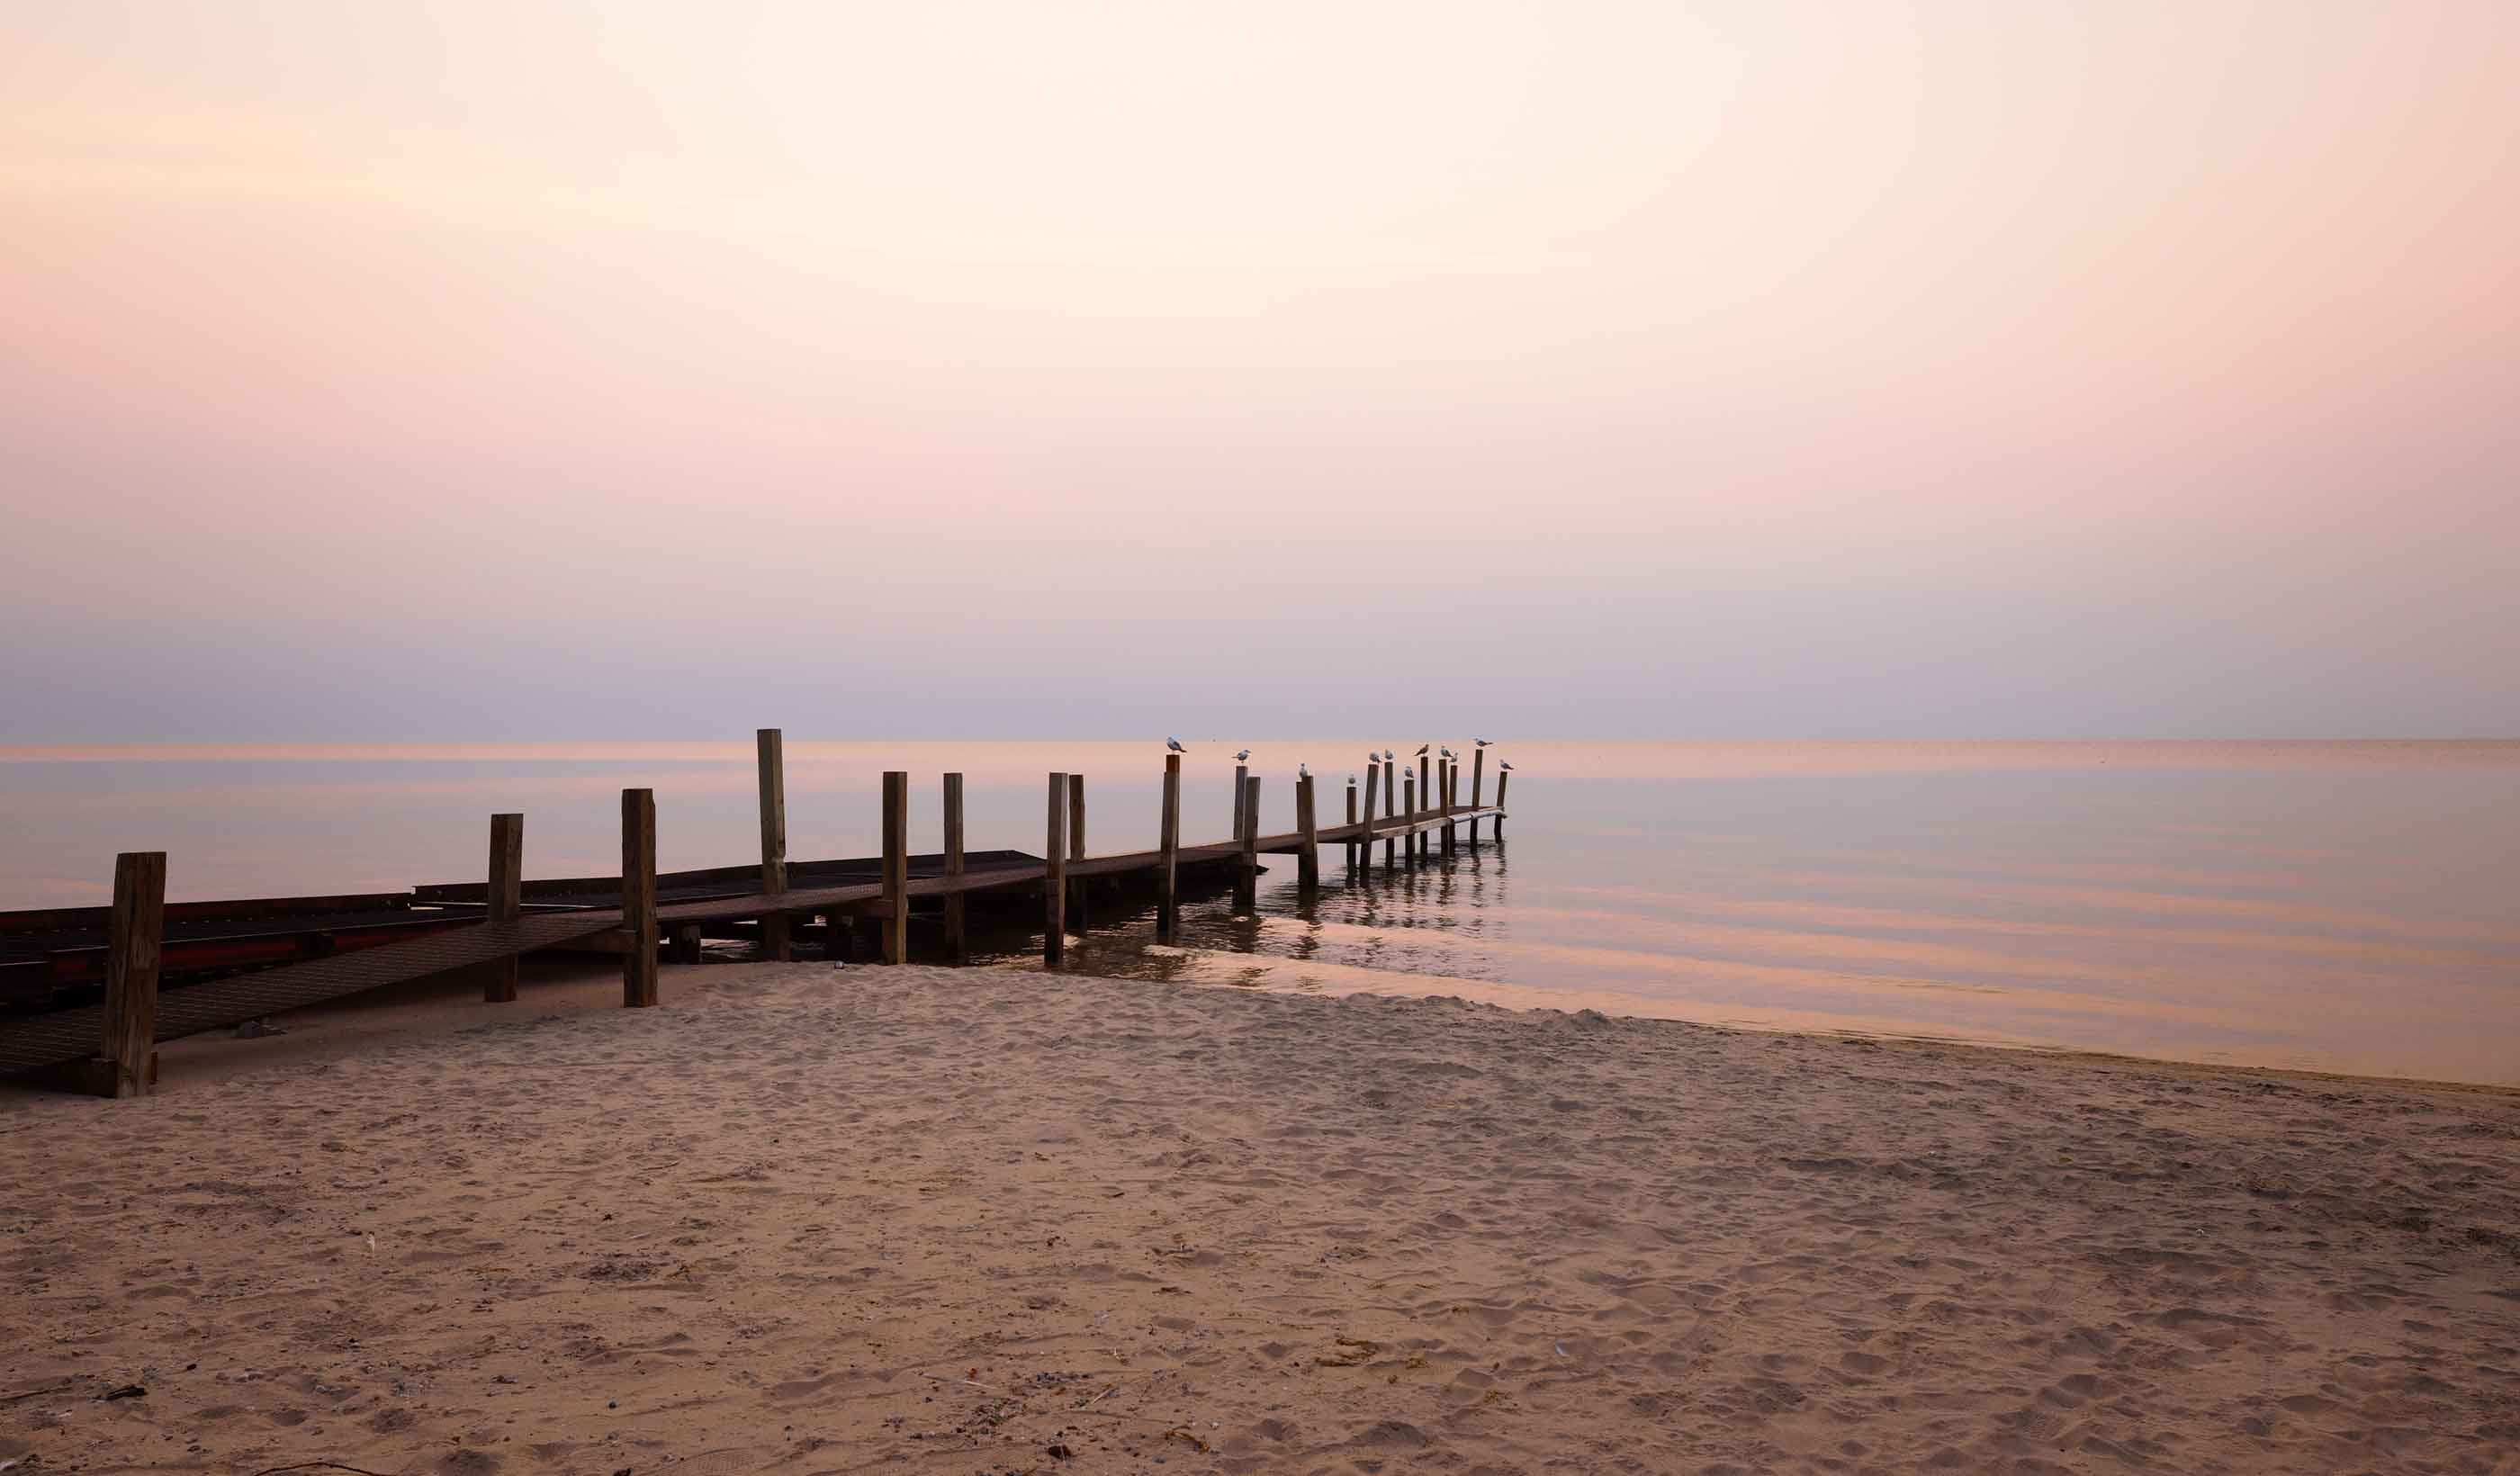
95,850,166,1098
882,771,909,965
1382,757,1397,868
1231,763,1247,846
1471,747,1486,844
1157,753,1181,941
1402,773,1417,869
756,728,790,961
669,923,703,963
1360,764,1380,862
1066,772,1087,932
942,772,967,963
1495,770,1510,836
621,788,657,1007
1296,774,1319,891
1442,759,1457,856
1044,773,1068,965
1417,752,1432,861
1345,778,1359,872
484,813,523,1002
1238,775,1261,912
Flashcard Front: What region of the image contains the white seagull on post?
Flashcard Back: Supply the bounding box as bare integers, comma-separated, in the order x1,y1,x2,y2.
1235,749,1251,761
1299,762,1310,779
1498,760,1515,772
1166,736,1186,753
1474,737,1491,747
1440,746,1454,760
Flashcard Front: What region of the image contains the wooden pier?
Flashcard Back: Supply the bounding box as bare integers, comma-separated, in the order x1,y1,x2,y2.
0,735,1508,1094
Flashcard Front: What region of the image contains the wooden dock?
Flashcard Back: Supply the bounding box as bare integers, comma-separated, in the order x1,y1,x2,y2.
0,734,1508,1094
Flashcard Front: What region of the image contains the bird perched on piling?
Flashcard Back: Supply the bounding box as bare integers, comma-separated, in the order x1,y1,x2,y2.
1439,746,1454,760
1299,763,1310,779
1475,737,1491,747
1498,760,1515,772
1382,750,1396,761
1235,749,1251,761
1415,743,1430,757
1166,737,1186,753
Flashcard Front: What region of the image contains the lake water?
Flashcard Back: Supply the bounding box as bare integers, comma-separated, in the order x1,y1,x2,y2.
4,741,2516,1084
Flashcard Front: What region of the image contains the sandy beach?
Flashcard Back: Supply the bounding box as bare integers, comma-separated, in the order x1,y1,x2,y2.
5,962,2517,1474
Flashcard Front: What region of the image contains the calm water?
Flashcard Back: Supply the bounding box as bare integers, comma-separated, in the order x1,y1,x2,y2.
4,741,2516,1084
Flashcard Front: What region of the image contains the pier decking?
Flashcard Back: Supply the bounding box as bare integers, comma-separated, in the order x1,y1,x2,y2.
2,736,1508,1092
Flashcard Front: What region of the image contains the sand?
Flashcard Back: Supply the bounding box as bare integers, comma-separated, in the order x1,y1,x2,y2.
4,962,2518,1475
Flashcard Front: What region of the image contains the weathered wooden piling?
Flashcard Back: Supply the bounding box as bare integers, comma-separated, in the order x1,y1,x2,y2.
1471,747,1486,844
669,923,703,964
757,728,790,962
1495,770,1510,835
484,813,522,1002
1231,763,1247,846
1067,773,1088,932
1360,763,1381,868
1297,773,1320,891
1238,775,1262,911
1345,778,1359,872
1044,773,1068,964
1442,759,1457,856
1402,773,1418,869
881,771,909,964
94,850,165,1097
941,773,967,962
621,788,657,1007
1157,753,1182,941
1382,756,1398,868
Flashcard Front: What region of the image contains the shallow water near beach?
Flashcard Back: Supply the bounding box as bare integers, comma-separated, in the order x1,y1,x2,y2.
4,740,2516,1084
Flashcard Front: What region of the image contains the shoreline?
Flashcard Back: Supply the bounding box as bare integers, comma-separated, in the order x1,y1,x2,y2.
6,960,2517,1471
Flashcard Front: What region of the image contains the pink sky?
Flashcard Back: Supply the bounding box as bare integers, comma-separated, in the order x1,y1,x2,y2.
4,2,2515,739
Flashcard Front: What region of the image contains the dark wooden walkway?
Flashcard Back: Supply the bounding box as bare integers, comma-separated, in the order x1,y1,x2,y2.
0,809,1498,1081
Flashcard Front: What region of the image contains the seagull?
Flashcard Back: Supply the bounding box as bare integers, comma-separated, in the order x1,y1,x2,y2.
1166,736,1185,753
1365,752,1379,766
1474,737,1491,747
1347,774,1356,784
1440,746,1454,760
1499,760,1515,772
1415,743,1429,757
1382,750,1395,762
1299,762,1310,779
1235,749,1251,761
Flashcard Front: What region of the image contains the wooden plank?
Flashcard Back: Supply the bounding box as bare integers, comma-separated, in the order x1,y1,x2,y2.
95,850,166,1098
621,789,658,1007
1238,775,1261,912
757,728,790,962
484,813,523,1002
1157,754,1181,942
942,772,967,963
1296,773,1319,890
1044,773,1068,965
882,771,910,965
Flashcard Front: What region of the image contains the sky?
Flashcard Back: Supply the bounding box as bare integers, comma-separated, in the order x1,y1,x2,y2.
3,0,2514,742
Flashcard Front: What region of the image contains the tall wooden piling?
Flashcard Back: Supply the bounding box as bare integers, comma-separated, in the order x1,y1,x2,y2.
621,788,657,1007
1231,763,1247,846
1382,756,1398,868
1402,773,1418,869
1471,747,1485,843
1442,759,1457,856
756,728,790,961
942,773,967,963
1345,778,1359,872
1418,752,1433,861
1044,773,1068,964
1157,753,1182,941
1067,773,1087,932
881,771,909,964
484,813,522,1002
94,850,165,1098
1495,770,1510,836
1297,773,1320,891
1238,775,1261,912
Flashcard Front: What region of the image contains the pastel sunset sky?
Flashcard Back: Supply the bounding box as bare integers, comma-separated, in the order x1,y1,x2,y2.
4,1,2513,740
